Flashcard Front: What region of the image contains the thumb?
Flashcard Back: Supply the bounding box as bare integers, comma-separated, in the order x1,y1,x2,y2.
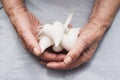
21,31,42,57
64,36,89,64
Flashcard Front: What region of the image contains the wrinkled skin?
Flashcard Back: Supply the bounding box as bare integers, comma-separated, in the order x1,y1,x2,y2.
2,0,120,70
11,11,41,56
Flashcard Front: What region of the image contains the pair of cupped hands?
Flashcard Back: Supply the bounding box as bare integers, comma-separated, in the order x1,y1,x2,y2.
12,10,106,70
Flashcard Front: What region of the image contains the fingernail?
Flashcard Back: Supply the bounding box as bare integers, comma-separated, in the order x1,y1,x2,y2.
64,56,72,64
33,47,41,56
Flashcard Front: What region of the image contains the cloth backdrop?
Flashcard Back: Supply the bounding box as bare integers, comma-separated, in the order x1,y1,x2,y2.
0,0,120,80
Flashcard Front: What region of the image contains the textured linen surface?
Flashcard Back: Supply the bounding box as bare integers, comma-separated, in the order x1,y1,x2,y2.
0,0,120,80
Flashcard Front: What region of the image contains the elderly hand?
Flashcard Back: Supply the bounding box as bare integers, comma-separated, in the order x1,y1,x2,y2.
2,0,42,56
40,0,119,70
11,10,42,56
1,0,67,61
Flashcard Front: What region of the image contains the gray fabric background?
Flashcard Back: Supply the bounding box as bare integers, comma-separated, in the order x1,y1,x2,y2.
0,0,120,80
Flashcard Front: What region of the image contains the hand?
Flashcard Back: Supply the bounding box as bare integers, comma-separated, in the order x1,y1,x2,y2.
10,9,42,56
40,21,107,70
10,9,67,61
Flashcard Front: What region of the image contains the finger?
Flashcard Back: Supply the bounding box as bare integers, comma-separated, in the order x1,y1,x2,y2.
40,51,65,61
46,62,66,70
64,35,89,65
21,31,41,57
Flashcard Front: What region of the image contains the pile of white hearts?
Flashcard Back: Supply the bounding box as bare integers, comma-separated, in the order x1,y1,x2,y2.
38,13,81,52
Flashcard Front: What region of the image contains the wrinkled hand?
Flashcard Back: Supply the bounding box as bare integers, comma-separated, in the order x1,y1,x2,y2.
10,9,66,61
10,10,42,56
40,21,107,70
